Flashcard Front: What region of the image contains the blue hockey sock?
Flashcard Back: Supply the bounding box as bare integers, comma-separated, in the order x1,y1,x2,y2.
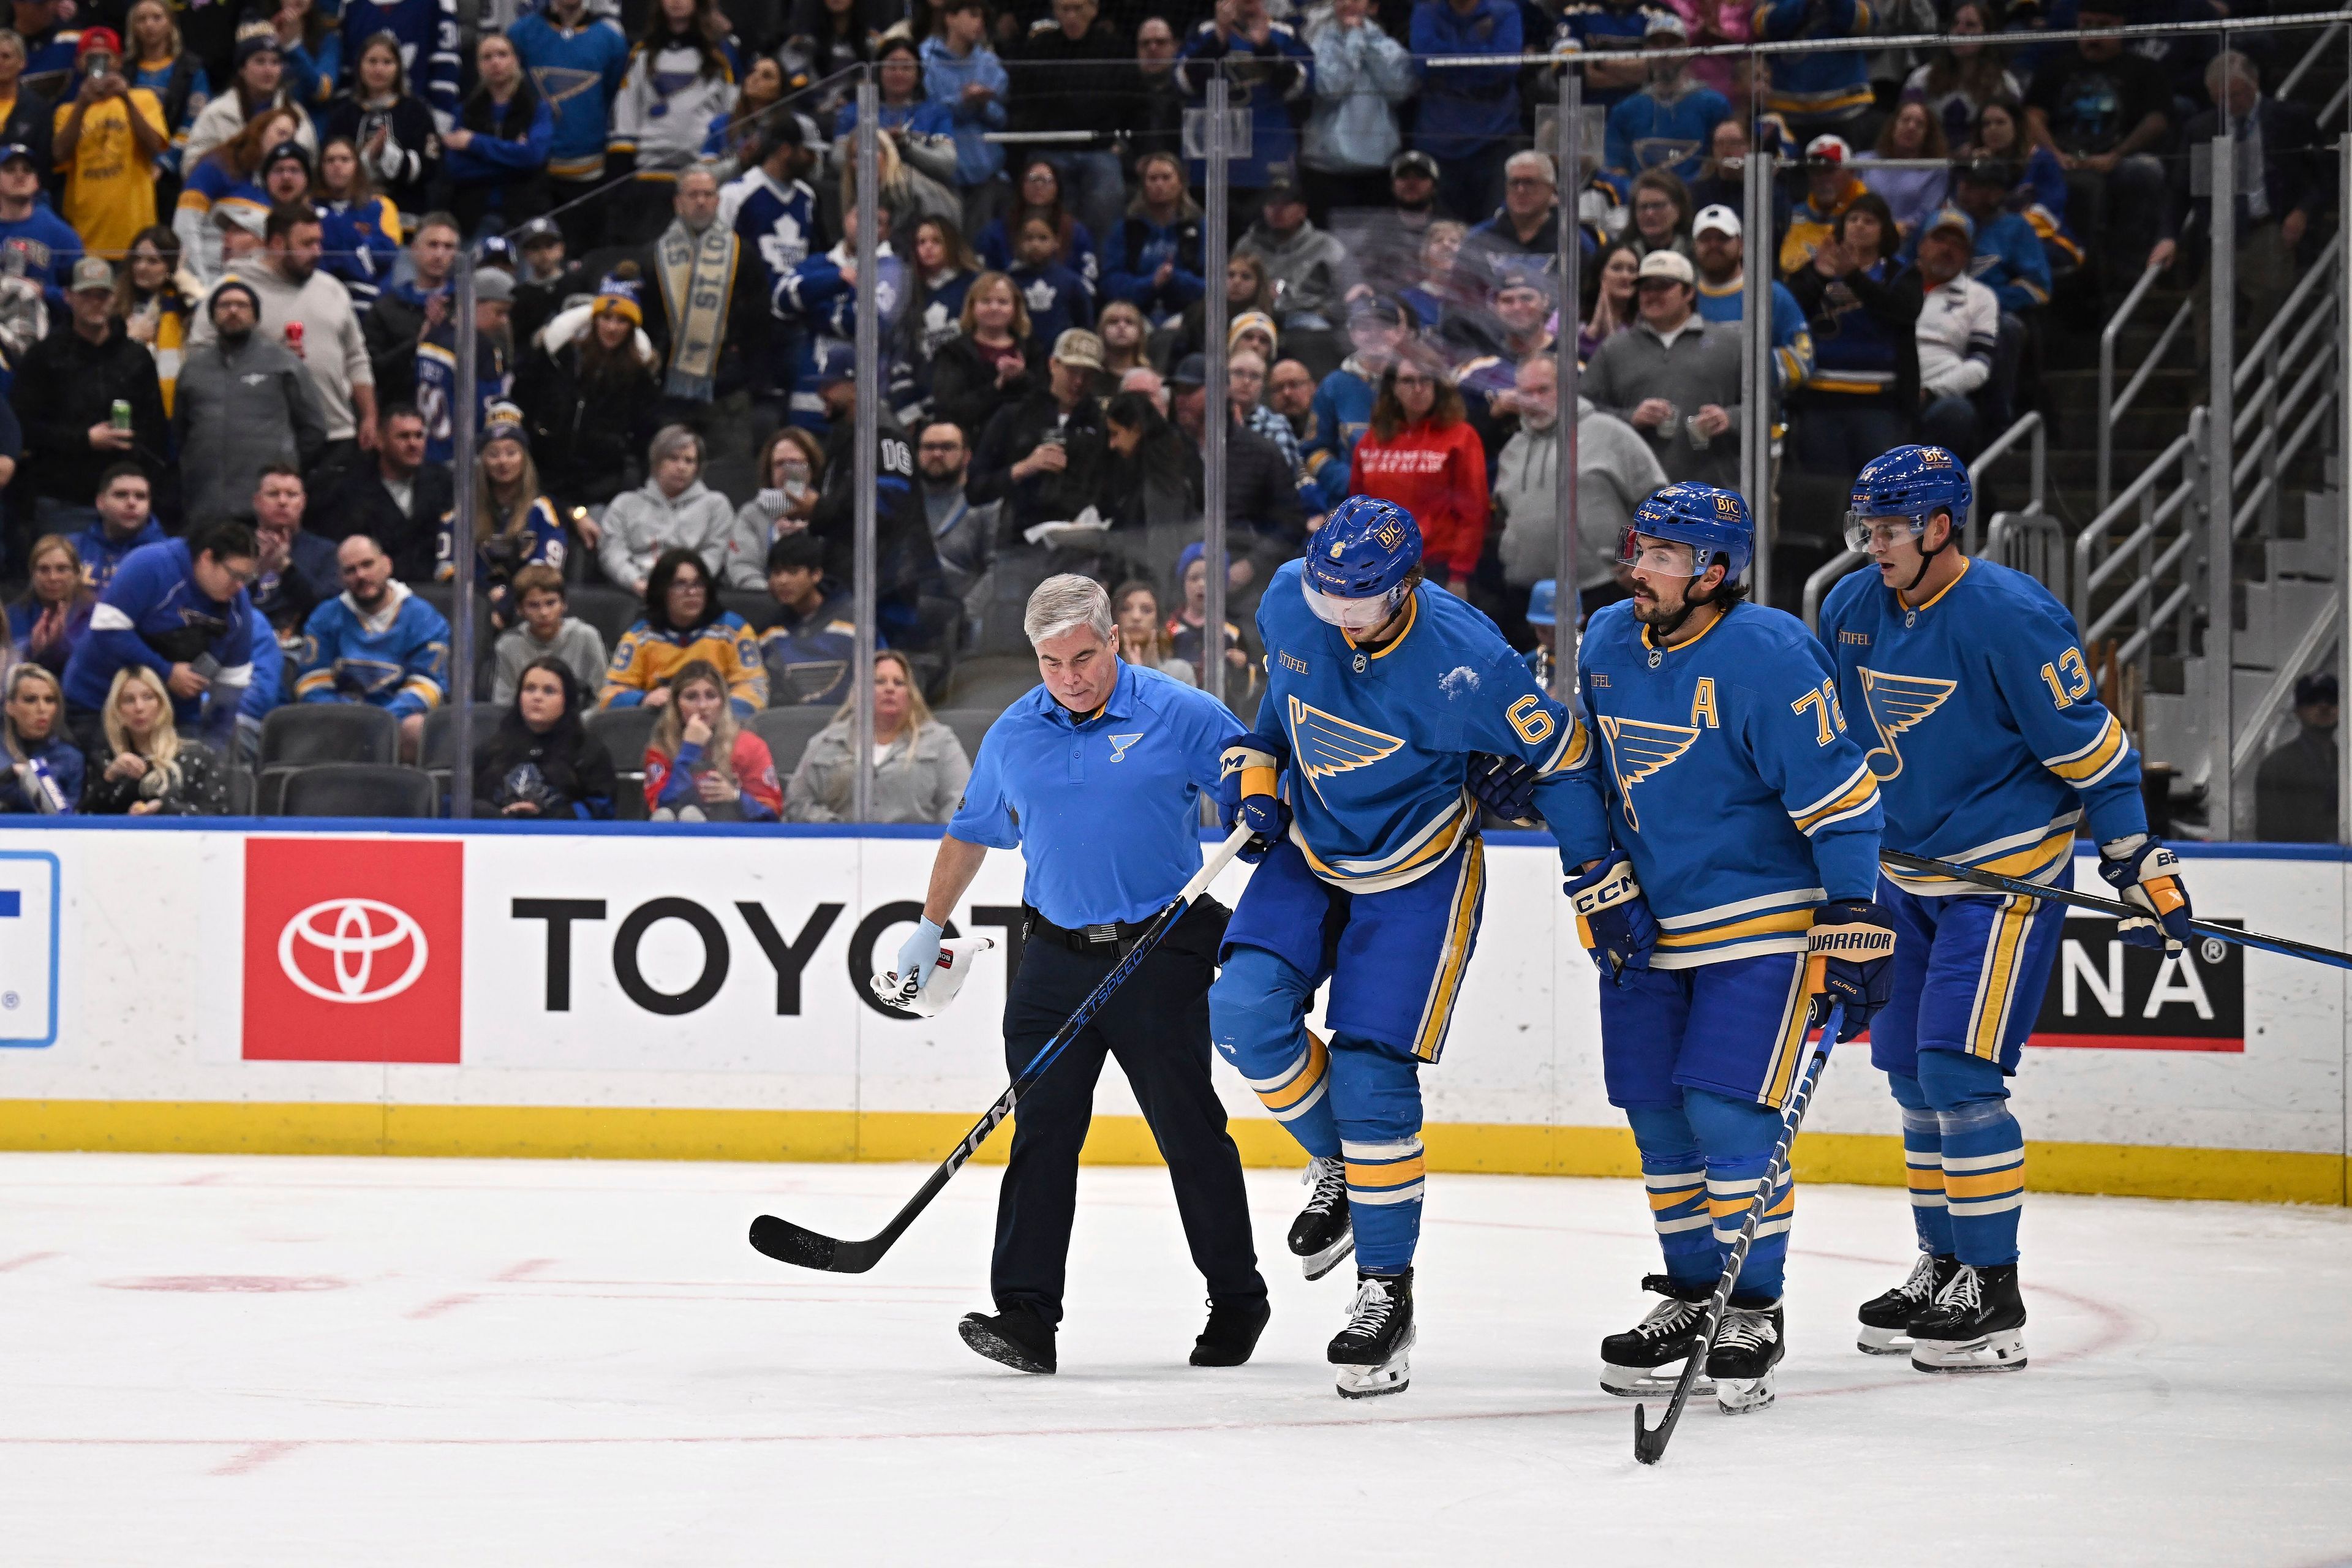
1887,1072,1955,1256
1684,1088,1792,1304
1209,944,1339,1160
1325,1034,1425,1274
1917,1050,2023,1267
1624,1105,1717,1289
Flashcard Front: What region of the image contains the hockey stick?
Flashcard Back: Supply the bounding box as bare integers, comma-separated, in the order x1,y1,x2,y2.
1634,1000,1841,1467
748,824,1257,1274
1878,850,2352,972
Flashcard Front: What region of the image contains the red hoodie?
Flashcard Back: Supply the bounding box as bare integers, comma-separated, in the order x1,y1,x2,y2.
1347,416,1491,584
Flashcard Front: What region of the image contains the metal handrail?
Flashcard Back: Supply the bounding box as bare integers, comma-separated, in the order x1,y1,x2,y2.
2231,586,2343,774
2076,428,2197,617
2231,232,2344,399
2278,20,2346,99
2100,253,2179,513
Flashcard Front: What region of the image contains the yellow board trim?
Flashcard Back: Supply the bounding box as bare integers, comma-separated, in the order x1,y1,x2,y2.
0,1101,2342,1206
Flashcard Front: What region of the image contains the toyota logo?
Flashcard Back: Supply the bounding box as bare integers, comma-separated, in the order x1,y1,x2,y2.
278,898,429,1005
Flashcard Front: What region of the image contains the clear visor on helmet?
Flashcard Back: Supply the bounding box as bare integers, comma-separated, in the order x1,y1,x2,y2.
1302,576,1408,633
1843,509,1931,554
1618,528,1708,578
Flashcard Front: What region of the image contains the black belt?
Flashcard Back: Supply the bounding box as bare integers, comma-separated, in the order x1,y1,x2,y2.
1024,905,1156,956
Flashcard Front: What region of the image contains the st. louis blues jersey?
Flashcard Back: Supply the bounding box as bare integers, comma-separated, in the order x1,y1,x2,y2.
1817,556,2145,897
1567,598,1883,967
1252,560,1594,894
295,586,451,719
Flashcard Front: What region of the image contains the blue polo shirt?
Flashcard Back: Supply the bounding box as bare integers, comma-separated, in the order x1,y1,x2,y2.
948,659,1246,930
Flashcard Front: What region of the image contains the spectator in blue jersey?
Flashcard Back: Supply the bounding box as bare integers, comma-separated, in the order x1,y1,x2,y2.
1751,0,1877,139
1691,205,1814,396
69,465,164,597
63,517,260,752
246,464,339,630
436,404,565,624
13,257,169,548
1604,10,1728,189
1783,191,1922,478
362,211,457,406
1178,0,1312,230
266,0,341,117
309,139,401,315
902,215,978,401
10,534,92,678
976,158,1099,301
508,0,630,249
1006,214,1091,353
1303,293,1403,501
0,141,80,312
337,0,461,135
1968,97,2081,279
772,194,905,432
723,115,824,409
473,655,616,818
1099,151,1201,326
295,531,450,760
410,265,515,469
1300,0,1415,216
322,32,440,222
175,276,328,523
755,531,858,706
609,0,741,247
0,663,81,812
442,32,552,237
1553,0,1673,111
918,0,1008,232
13,0,80,105
1409,0,1523,225
1947,157,2052,315
1904,0,2018,150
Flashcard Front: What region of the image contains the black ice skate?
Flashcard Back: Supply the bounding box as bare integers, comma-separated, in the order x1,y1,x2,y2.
1909,1262,2028,1374
1289,1156,1354,1281
1706,1301,1784,1414
1857,1251,1959,1355
1190,1295,1272,1367
959,1306,1057,1374
1327,1269,1414,1398
1599,1275,1717,1398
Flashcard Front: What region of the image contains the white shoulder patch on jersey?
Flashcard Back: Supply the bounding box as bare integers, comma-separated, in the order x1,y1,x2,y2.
1859,667,1958,782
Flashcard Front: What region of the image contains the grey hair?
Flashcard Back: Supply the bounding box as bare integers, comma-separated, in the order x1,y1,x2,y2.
1024,573,1115,646
2206,50,2258,98
649,423,703,467
1505,149,1556,186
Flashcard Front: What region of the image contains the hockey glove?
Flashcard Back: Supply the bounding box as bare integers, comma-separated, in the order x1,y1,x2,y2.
2098,834,2193,953
1219,739,1291,863
1467,752,1542,824
1806,900,1898,1041
1566,854,1659,982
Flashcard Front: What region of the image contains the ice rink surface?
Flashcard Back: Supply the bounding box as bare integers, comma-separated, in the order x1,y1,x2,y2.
2,1152,2348,1567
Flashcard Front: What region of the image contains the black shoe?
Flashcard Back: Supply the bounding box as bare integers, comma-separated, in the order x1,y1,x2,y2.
1289,1156,1354,1281
1707,1300,1784,1414
1857,1251,1958,1355
1599,1274,1717,1398
1190,1295,1272,1367
1909,1262,2028,1373
959,1306,1057,1374
1327,1268,1414,1398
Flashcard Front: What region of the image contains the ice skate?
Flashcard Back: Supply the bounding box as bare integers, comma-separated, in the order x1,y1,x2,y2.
958,1306,1057,1374
1289,1156,1354,1281
1909,1262,2028,1373
1599,1275,1717,1398
1857,1251,1958,1355
1707,1302,1784,1414
1327,1270,1414,1398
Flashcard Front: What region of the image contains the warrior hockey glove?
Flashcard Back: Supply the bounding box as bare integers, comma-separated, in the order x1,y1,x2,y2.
2098,834,2193,952
1807,899,1898,1039
1220,739,1291,863
1566,854,1659,982
1467,752,1542,824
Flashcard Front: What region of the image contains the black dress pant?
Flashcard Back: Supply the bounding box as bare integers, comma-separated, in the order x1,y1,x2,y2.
991,899,1265,1325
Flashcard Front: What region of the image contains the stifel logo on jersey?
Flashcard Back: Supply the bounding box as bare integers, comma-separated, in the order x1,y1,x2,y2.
243,837,464,1063
1857,668,1956,780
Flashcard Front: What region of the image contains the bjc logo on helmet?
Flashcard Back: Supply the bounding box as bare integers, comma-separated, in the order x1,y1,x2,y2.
244,840,462,1063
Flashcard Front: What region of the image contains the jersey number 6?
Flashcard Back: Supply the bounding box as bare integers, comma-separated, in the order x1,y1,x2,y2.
1507,694,1555,745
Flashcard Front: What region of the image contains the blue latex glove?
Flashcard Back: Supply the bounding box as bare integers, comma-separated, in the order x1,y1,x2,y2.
1467,752,1540,822
1806,899,1897,1040
895,916,946,996
2097,834,2193,953
1566,854,1659,982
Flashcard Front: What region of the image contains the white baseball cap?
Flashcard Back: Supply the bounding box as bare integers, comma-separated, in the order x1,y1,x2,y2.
1693,205,1741,239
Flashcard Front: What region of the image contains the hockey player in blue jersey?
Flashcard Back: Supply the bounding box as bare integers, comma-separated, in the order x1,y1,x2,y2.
1483,482,1897,1414
1210,496,1598,1399
1817,446,2192,1374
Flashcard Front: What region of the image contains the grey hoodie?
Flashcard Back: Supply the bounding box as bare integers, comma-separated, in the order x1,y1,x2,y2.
1235,217,1349,327
172,333,329,524
597,478,734,592
1494,397,1669,590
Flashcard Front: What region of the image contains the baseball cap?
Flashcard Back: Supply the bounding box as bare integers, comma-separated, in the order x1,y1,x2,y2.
1924,205,1975,242
1635,249,1695,285
1804,133,1851,165
215,202,268,237
815,342,858,385
1051,327,1105,370
512,216,563,249
2295,672,2340,707
76,26,121,58
1351,292,1409,326
0,143,37,169
69,255,112,293
1170,353,1208,388
262,140,309,175
1526,579,1558,628
1643,9,1687,34
1390,150,1439,181
472,268,514,303
1693,204,1741,239
1261,175,1304,205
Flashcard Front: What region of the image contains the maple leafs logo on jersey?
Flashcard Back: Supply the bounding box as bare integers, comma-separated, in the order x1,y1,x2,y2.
1858,667,1958,781
1287,695,1404,807
1596,715,1699,830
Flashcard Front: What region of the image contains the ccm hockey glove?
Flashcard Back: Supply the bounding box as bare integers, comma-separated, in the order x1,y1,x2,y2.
2098,834,2193,952
1219,739,1291,864
1466,752,1542,824
1807,900,1898,1039
1566,854,1659,982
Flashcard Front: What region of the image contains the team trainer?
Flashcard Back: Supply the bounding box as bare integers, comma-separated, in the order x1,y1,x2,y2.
895,574,1269,1376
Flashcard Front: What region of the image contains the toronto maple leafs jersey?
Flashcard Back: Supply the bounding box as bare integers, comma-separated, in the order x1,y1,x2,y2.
1252,560,1595,894
1817,557,2145,897
1566,598,1883,967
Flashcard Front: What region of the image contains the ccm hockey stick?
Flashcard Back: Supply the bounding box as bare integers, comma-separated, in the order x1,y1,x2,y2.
1878,850,2352,972
1634,1001,1840,1466
749,824,1256,1273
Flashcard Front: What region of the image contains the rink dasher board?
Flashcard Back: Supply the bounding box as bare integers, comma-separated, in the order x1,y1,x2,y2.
0,821,2339,1206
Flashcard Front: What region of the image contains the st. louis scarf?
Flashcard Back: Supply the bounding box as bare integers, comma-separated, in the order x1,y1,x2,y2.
654,217,737,401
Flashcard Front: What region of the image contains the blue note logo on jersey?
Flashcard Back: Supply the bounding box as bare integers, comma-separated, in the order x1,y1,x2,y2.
1287,695,1405,806
1107,733,1144,762
1597,715,1700,829
1858,668,1958,782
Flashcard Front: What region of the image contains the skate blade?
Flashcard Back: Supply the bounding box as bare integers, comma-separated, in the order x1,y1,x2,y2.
1910,1329,2027,1374
1600,1360,1715,1398
1295,1228,1355,1283
1333,1325,1414,1398
1713,1370,1776,1414
1855,1324,1914,1355
957,1319,1055,1375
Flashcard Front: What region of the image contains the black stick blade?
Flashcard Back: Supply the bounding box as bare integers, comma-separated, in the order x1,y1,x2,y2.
749,1214,853,1272
1634,1402,1670,1465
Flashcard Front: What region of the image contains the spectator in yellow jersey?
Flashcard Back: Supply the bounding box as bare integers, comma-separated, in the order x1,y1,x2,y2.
599,546,766,715
52,29,168,257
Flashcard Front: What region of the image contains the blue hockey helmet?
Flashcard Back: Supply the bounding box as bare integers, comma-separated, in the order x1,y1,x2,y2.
1621,483,1754,582
1526,578,1558,627
1845,444,1970,552
1302,495,1423,631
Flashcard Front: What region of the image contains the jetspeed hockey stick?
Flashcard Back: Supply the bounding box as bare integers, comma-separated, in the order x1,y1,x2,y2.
1634,1000,1841,1466
1878,850,2352,971
748,823,1257,1273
